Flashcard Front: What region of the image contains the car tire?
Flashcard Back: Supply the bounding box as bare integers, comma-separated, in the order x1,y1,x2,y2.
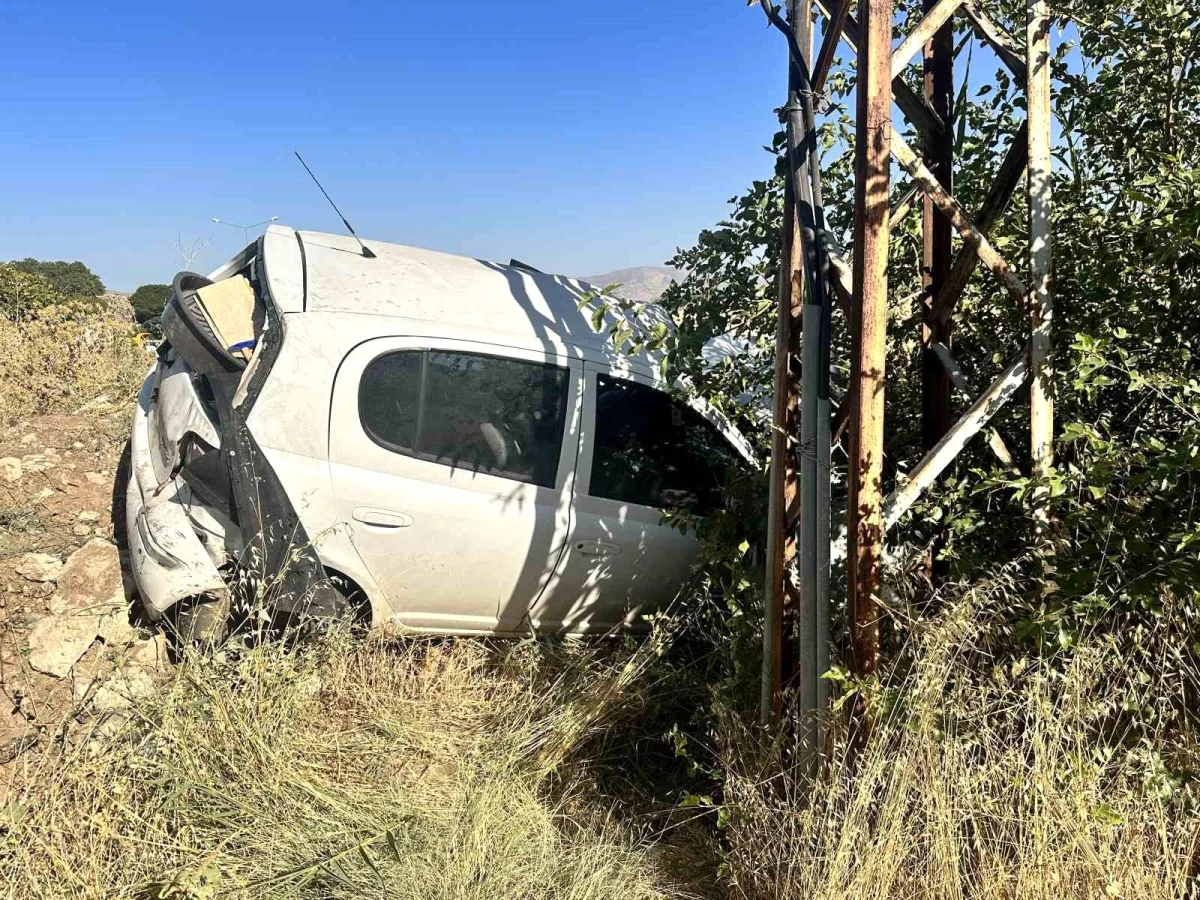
169,592,231,648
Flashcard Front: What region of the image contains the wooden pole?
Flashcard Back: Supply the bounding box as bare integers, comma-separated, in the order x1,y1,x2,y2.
1027,0,1053,497
760,100,804,726
847,0,893,680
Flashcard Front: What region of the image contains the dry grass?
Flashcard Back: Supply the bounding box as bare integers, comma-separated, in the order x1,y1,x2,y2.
0,635,689,900
719,583,1200,900
2,589,1196,900
0,302,148,422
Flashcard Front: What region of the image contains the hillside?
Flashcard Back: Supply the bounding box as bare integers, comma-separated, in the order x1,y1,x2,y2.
579,266,682,304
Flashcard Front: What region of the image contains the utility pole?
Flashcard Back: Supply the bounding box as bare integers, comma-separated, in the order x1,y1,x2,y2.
755,0,1053,745
921,0,955,460
846,0,893,680
1028,0,1053,513
761,0,806,725
759,0,834,747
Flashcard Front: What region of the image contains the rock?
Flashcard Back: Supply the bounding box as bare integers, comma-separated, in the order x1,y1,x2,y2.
84,472,107,485
52,540,124,614
83,710,130,756
33,487,56,501
91,667,156,712
78,510,99,523
71,442,84,451
20,451,57,474
97,610,136,647
72,524,92,537
129,634,171,671
27,615,99,677
0,458,21,482
15,553,63,583
20,432,37,445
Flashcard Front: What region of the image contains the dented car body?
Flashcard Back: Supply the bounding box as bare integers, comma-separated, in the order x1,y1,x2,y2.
126,225,753,637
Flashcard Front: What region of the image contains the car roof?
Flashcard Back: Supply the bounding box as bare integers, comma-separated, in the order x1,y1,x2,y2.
258,225,671,363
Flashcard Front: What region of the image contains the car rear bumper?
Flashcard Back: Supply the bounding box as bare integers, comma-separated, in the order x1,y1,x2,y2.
126,367,229,620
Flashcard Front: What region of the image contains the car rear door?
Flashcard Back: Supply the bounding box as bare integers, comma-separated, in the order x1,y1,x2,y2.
528,362,745,633
328,337,582,633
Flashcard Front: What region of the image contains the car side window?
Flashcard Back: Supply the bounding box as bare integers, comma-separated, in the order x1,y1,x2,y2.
589,374,741,514
359,349,570,488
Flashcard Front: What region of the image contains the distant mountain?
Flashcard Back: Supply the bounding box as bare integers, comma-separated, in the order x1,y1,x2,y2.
578,266,682,305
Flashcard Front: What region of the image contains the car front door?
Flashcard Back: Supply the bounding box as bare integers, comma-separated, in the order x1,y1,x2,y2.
528,362,745,633
328,337,582,633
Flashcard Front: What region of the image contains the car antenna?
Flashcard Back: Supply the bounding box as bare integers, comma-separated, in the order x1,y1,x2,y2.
293,151,376,259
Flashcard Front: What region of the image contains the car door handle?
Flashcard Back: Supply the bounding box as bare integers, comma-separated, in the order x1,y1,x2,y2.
352,507,413,529
575,540,621,557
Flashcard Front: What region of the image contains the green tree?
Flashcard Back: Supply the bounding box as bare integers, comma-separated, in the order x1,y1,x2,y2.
9,258,104,298
129,283,172,324
588,0,1200,694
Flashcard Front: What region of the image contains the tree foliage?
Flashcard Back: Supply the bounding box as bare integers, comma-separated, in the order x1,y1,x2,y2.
130,283,172,324
9,257,104,299
587,0,1200,745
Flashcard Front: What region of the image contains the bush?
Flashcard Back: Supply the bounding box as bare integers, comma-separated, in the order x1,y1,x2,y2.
0,263,147,421
129,283,171,324
0,302,148,423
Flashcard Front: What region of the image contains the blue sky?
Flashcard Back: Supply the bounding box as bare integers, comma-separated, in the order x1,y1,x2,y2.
0,1,788,292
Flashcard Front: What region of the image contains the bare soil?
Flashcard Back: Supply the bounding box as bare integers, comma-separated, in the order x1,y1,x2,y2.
0,407,151,784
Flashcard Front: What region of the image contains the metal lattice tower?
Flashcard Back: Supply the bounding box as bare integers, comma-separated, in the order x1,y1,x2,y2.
758,0,1054,762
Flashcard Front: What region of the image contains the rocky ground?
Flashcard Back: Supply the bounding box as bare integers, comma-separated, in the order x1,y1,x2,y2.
0,405,168,801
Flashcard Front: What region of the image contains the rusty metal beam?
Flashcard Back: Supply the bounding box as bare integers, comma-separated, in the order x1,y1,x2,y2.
962,0,1027,81
930,342,1020,471
921,0,956,465
812,0,852,95
928,124,1028,325
814,0,948,147
884,346,1030,529
822,184,917,313
761,191,802,725
847,0,892,680
891,132,1029,309
891,0,962,79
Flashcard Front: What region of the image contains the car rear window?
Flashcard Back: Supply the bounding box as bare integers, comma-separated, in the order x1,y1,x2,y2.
589,374,741,514
359,349,570,488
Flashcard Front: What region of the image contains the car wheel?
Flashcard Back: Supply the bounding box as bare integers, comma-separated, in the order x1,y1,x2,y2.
168,592,231,648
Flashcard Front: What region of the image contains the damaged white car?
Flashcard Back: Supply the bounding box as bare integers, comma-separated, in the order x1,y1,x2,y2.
126,225,754,640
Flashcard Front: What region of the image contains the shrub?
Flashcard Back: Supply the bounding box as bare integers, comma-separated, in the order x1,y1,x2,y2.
0,301,148,422
129,283,171,324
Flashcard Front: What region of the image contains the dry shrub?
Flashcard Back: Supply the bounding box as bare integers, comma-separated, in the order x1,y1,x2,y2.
0,302,149,422
719,581,1200,900
0,635,685,900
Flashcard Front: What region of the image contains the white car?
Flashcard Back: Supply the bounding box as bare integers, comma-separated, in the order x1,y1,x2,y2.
126,225,754,640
